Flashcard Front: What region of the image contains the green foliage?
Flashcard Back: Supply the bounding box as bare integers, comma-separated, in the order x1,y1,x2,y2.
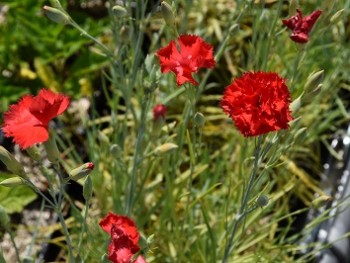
0,173,37,214
1,0,350,262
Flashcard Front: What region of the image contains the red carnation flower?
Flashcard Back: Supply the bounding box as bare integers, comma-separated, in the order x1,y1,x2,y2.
153,104,167,121
221,72,293,137
2,89,70,149
282,9,322,43
156,34,216,86
100,212,147,263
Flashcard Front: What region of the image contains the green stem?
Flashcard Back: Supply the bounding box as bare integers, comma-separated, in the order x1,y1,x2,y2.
56,211,75,263
77,202,89,255
125,91,151,216
69,20,114,59
222,135,263,263
8,231,21,263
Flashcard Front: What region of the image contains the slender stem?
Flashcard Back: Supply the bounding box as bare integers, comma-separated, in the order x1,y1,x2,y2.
69,20,114,59
8,231,21,263
56,211,75,263
77,202,89,254
125,91,151,216
222,136,263,263
54,164,75,263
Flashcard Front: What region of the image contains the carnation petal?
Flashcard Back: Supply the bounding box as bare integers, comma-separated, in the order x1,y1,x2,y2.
221,71,293,137
156,34,215,86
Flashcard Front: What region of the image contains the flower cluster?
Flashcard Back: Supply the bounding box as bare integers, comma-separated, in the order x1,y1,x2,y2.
283,9,322,43
99,212,147,263
2,89,69,149
221,72,293,137
156,34,216,86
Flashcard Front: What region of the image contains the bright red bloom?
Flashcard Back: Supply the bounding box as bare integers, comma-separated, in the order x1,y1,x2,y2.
2,89,69,149
99,212,147,263
282,9,322,43
153,104,167,121
221,72,293,137
156,34,216,86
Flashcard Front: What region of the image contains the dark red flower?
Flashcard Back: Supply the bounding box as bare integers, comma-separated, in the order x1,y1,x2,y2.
156,34,216,86
282,9,322,43
2,89,70,149
221,72,293,137
153,104,167,121
100,212,147,263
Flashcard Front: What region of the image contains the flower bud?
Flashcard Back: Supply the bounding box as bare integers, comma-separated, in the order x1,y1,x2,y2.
311,195,332,208
193,112,205,127
229,24,239,35
98,130,110,146
304,70,324,93
42,6,70,24
330,9,344,24
257,195,269,207
44,132,60,163
69,162,94,182
110,144,122,157
120,25,131,44
0,205,10,231
112,5,127,17
83,175,93,201
290,93,302,114
288,0,297,16
153,104,167,121
161,1,176,27
0,177,25,187
0,146,26,178
154,143,178,156
26,146,41,162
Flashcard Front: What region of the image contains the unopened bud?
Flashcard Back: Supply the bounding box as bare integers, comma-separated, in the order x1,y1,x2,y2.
257,195,269,207
153,104,167,121
330,9,344,24
0,177,25,187
98,130,110,146
0,146,26,178
112,5,127,17
43,6,70,24
290,93,302,113
194,112,205,127
26,146,41,162
110,144,122,157
304,70,324,93
161,1,176,27
288,0,297,16
312,195,332,208
120,25,131,43
0,205,10,231
69,162,94,181
229,24,239,34
83,175,93,201
44,132,60,163
154,143,178,156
